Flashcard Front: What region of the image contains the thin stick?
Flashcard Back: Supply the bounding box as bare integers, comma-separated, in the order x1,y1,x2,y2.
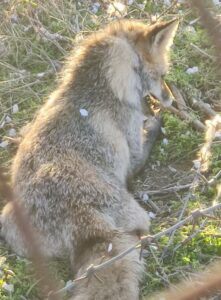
51,203,221,297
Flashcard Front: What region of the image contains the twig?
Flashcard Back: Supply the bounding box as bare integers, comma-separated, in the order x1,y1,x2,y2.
50,203,221,297
173,219,208,252
140,183,192,195
189,97,217,118
160,191,192,259
170,84,188,111
190,43,216,61
156,0,179,21
208,170,221,186
166,105,206,131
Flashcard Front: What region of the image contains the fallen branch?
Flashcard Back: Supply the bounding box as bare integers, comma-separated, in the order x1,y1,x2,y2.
166,105,205,131
165,84,206,131
189,97,217,118
138,183,192,196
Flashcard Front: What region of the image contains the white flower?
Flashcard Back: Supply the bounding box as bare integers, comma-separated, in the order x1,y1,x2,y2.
2,282,14,293
193,159,201,169
215,131,221,139
0,141,9,148
91,2,100,14
186,66,199,75
185,26,196,33
161,127,166,135
162,138,169,145
12,104,19,113
163,0,171,5
8,128,16,137
149,212,156,219
79,108,88,117
5,116,12,123
142,193,149,202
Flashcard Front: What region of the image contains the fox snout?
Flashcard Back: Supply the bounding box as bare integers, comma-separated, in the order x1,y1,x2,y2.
159,80,174,107
148,79,174,108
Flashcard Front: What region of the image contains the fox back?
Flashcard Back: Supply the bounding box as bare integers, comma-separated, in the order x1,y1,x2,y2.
1,19,178,300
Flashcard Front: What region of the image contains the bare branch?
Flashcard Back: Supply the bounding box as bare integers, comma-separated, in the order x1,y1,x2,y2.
50,202,221,297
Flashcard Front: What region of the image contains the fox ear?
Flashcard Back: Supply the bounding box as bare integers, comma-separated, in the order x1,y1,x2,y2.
148,19,179,52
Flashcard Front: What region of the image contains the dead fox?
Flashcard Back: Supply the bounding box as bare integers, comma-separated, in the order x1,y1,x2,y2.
1,19,178,299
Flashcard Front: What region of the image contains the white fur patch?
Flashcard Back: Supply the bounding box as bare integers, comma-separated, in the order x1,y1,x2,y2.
106,37,141,105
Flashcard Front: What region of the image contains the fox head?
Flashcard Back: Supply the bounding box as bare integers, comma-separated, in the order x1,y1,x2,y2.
135,19,179,107
103,19,179,108
62,19,178,108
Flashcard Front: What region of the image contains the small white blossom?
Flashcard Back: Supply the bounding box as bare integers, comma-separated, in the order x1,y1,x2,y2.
215,131,221,139
5,116,12,123
163,0,171,5
162,138,169,145
186,66,199,75
149,212,156,219
79,108,88,117
8,128,16,137
36,72,46,79
11,13,19,24
2,282,14,293
193,159,201,169
107,243,113,253
185,26,196,33
12,104,19,113
138,3,145,10
142,193,149,202
161,127,166,135
91,2,100,14
0,140,9,148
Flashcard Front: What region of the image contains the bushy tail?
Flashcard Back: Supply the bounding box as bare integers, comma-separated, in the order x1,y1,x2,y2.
71,233,144,300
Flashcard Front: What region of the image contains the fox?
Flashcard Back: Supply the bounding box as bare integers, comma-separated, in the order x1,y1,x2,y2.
1,19,178,299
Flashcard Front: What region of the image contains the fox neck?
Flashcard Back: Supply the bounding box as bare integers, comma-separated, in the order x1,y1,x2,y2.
106,37,143,108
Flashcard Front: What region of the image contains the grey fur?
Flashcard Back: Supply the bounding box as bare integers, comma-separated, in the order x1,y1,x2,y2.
1,19,178,299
